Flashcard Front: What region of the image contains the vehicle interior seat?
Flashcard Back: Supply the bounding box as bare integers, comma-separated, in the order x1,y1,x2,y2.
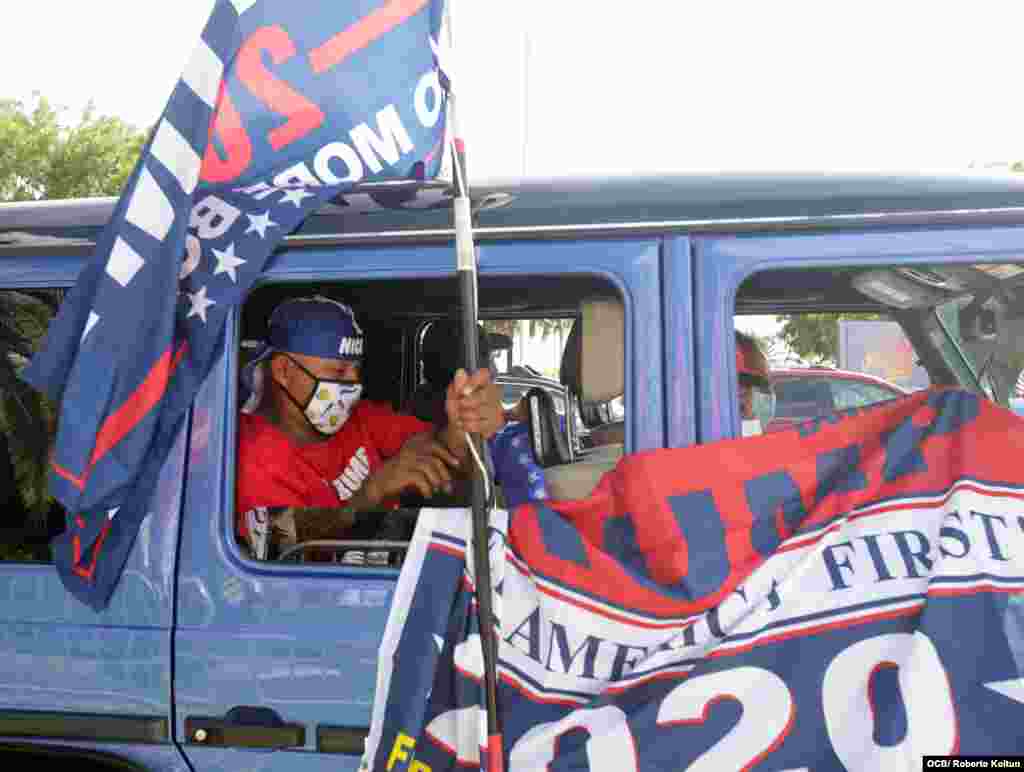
542,295,625,500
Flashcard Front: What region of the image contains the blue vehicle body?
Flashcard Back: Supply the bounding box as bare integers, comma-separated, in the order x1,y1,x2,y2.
1,173,1023,769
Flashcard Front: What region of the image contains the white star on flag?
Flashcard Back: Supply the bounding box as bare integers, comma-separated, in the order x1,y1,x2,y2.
986,678,1024,705
280,187,315,208
186,285,216,323
245,211,278,239
212,242,246,282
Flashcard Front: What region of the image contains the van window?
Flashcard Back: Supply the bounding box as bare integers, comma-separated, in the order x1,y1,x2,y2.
0,289,65,562
235,274,622,564
735,262,1024,436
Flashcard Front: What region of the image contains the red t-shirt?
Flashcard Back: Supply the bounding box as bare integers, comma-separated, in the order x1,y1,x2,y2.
236,400,431,537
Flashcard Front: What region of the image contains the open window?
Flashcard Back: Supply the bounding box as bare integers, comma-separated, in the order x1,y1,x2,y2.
0,288,67,563
234,273,624,565
734,262,1024,437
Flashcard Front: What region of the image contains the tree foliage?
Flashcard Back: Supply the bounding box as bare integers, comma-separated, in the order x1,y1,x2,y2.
0,95,146,202
0,289,61,560
483,318,573,340
0,94,145,559
777,313,881,365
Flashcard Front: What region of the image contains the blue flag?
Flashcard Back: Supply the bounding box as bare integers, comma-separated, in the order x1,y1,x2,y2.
366,389,1024,770
23,0,450,610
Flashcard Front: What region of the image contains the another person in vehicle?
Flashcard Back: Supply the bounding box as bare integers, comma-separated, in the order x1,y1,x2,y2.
736,330,774,436
236,296,504,558
408,319,548,508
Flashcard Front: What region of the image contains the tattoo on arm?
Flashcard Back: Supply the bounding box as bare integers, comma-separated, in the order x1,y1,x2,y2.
287,506,358,542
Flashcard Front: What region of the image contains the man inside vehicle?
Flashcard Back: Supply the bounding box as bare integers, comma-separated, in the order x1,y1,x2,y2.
736,330,774,436
236,296,504,559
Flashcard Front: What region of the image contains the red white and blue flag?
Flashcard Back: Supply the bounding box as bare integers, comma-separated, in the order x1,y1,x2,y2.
23,0,450,609
365,389,1024,770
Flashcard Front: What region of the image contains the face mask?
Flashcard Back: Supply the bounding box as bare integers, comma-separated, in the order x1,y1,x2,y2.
303,380,363,435
739,379,775,437
282,354,363,436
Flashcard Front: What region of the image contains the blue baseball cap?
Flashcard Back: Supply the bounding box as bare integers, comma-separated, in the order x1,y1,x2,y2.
240,296,364,412
266,295,365,361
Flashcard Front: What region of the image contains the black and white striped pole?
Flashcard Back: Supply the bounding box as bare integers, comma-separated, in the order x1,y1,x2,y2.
445,9,504,768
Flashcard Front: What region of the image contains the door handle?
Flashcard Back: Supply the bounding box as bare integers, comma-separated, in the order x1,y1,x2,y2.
186,706,305,749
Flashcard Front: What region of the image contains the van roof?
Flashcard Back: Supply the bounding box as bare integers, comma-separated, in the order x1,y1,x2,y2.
4,172,1024,250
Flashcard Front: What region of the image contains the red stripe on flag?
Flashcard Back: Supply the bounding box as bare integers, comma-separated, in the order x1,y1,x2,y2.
487,735,504,772
498,672,587,707
88,342,189,472
308,0,431,74
707,604,924,660
428,541,465,559
929,584,1024,597
71,519,112,582
52,461,87,491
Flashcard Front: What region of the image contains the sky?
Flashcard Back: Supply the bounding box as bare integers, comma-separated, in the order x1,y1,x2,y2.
5,1,1024,181
7,0,1022,348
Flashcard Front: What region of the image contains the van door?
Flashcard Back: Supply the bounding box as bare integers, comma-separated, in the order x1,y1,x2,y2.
172,236,670,771
0,261,187,770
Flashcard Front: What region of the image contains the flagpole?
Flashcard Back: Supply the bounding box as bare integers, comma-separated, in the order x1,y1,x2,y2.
445,6,504,770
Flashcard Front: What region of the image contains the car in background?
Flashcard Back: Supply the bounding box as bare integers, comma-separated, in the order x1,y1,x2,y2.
766,367,909,432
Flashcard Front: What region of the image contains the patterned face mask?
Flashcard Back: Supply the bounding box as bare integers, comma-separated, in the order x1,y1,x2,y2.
303,379,363,435
282,354,363,436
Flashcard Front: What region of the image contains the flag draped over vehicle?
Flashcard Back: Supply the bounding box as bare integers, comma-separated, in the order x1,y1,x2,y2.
365,389,1024,770
23,0,449,610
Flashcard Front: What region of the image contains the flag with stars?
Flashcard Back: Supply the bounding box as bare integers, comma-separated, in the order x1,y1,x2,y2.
491,422,548,509
366,389,1024,770
23,0,450,609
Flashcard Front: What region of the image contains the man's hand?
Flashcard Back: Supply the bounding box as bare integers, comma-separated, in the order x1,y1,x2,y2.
358,433,461,505
445,368,504,439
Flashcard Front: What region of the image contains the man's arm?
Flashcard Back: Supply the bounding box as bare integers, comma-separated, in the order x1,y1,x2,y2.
282,476,391,542
283,505,359,542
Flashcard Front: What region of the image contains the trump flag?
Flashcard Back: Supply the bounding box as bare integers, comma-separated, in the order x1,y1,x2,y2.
365,389,1024,770
23,0,450,609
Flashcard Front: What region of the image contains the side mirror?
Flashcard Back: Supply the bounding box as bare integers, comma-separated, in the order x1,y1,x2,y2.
959,297,999,342
524,387,573,468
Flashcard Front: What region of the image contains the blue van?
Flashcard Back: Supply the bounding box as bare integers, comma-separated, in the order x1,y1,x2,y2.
1,173,1024,770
